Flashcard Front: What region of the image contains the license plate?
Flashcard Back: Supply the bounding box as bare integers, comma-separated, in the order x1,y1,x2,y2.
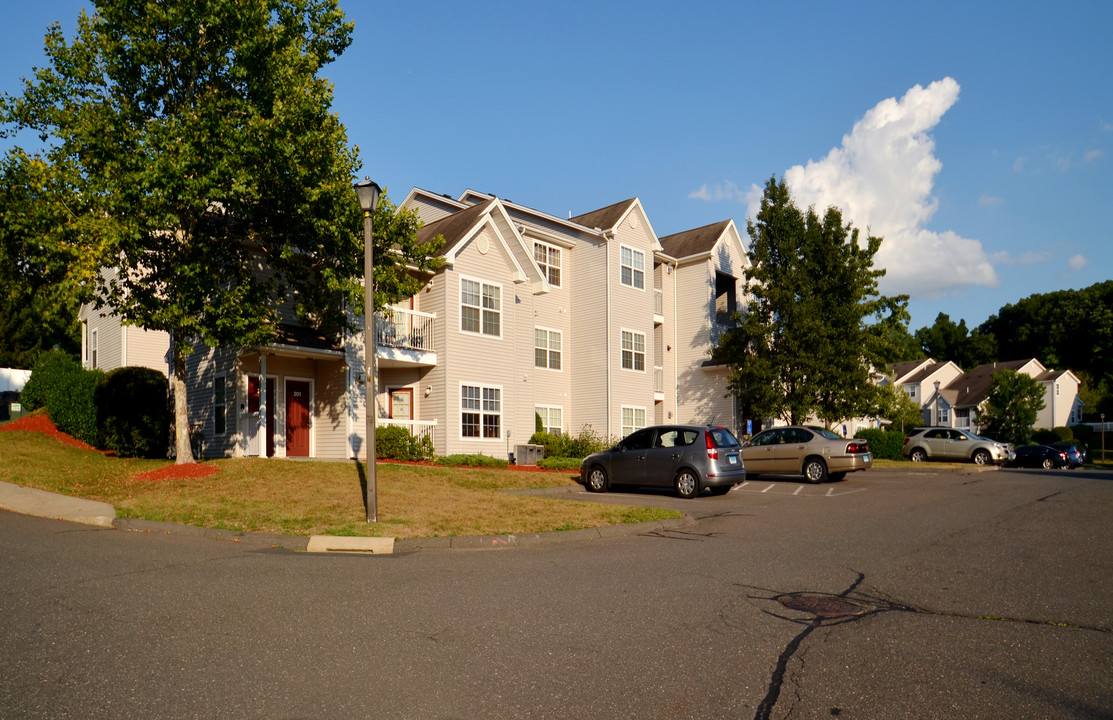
864,453,871,462
728,455,738,465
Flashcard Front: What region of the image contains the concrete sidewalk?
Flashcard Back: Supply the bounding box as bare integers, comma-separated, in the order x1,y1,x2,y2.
0,481,115,528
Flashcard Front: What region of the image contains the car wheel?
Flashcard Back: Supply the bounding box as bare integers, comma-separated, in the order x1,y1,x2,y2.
803,457,828,484
587,466,609,493
675,469,700,499
1041,458,1054,470
910,448,927,463
973,450,992,466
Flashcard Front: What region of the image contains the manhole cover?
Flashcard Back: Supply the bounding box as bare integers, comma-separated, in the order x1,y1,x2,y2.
779,594,867,618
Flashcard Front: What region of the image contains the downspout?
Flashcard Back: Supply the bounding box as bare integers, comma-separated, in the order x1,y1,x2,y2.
603,229,614,438
672,259,678,424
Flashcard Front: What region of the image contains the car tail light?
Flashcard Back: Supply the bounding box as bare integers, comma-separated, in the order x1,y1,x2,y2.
903,437,910,445
706,431,719,460
846,440,869,454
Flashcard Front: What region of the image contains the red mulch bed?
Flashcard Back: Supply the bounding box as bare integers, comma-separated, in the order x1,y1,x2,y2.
2,411,218,481
0,412,101,452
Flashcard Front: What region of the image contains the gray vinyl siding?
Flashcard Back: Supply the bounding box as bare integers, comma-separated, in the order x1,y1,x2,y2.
568,235,611,436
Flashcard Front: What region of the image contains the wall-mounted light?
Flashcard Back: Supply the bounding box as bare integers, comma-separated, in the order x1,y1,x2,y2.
425,386,432,397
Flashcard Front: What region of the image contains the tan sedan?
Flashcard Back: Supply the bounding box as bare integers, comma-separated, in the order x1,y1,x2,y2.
741,426,871,483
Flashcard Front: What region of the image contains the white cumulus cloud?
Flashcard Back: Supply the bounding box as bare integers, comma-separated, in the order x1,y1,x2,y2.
781,77,998,299
689,181,748,203
1068,254,1088,271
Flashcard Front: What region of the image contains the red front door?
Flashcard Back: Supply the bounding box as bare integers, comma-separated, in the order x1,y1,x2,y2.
286,380,310,457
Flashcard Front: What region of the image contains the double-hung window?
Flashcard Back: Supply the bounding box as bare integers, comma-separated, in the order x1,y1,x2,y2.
534,242,561,286
536,406,563,435
621,330,646,372
620,246,645,290
461,384,501,439
621,407,646,437
460,278,501,337
534,328,562,370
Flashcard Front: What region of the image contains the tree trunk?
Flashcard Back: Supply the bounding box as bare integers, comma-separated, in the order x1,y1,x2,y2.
173,343,195,464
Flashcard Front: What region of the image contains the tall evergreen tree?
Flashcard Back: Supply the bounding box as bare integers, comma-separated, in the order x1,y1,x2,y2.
978,370,1046,446
714,176,909,426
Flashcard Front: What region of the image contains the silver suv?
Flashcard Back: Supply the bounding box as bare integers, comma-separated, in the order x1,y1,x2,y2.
902,427,1014,465
580,425,746,499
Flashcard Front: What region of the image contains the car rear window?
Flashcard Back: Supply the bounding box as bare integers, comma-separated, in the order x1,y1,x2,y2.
708,428,740,448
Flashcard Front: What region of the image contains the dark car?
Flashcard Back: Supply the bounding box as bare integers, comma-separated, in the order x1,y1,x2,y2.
1007,444,1071,469
579,425,746,499
1047,442,1085,468
742,426,871,483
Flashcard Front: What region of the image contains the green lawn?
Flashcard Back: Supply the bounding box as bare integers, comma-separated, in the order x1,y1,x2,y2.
0,430,680,538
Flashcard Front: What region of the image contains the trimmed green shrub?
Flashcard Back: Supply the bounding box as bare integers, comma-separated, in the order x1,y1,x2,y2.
433,454,509,468
1051,426,1074,442
854,428,906,461
20,349,101,445
95,367,169,458
1070,424,1094,450
538,456,583,471
1030,428,1060,445
529,425,610,459
376,424,434,462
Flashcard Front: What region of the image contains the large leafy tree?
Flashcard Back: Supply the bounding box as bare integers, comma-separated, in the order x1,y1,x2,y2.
978,370,1046,445
714,176,909,426
915,312,996,368
0,1,439,462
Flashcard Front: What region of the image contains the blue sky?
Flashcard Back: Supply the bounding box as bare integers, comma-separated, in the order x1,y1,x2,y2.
3,1,1110,332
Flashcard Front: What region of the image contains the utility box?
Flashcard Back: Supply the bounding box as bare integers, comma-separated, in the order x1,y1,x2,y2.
515,444,544,466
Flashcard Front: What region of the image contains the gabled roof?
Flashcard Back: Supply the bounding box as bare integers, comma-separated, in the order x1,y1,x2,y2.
659,220,733,261
414,198,549,293
889,359,933,384
457,189,604,239
416,198,496,256
943,359,1038,408
570,198,638,231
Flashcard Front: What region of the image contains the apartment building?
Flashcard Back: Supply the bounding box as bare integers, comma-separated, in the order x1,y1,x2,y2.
79,188,747,460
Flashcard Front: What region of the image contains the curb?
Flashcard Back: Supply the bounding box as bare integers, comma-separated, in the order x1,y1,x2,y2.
0,482,115,528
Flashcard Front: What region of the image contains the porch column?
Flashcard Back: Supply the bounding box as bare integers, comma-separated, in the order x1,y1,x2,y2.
259,353,268,454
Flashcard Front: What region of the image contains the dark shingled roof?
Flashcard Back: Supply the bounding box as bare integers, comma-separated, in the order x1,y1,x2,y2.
889,359,930,381
569,198,637,230
659,220,732,260
416,198,497,256
944,359,1031,408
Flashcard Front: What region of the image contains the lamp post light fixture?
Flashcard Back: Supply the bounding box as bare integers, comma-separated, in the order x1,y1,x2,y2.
355,178,382,523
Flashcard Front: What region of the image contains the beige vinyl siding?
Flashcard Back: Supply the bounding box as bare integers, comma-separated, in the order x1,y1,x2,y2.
419,270,449,454
313,360,349,459
440,225,519,457
529,241,573,435
673,257,714,427
604,211,657,437
568,235,611,436
121,325,171,375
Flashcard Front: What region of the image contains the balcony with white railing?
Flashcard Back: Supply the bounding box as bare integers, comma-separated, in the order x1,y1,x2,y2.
378,418,437,441
654,366,665,400
654,288,664,324
374,307,437,368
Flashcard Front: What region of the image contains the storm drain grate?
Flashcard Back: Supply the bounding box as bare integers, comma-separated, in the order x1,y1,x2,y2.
779,594,867,618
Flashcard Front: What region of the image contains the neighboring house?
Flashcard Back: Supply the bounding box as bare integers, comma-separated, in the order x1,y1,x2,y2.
81,187,750,460
890,358,963,413
921,358,1084,433
78,270,172,377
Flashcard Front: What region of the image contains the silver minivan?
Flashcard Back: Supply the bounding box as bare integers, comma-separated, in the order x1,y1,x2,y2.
579,425,746,499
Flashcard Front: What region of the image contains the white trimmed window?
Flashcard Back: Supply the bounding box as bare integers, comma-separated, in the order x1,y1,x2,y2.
620,246,645,290
534,328,562,370
214,375,227,436
621,330,646,372
90,329,98,369
621,406,646,437
534,241,561,287
906,385,918,400
460,277,501,337
536,406,563,435
461,384,501,439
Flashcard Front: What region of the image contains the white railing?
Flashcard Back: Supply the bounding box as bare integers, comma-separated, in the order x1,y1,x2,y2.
375,307,436,352
654,288,663,315
654,366,664,393
378,418,437,441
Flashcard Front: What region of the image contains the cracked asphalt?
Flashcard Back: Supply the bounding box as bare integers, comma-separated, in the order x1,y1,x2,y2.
3,465,1112,719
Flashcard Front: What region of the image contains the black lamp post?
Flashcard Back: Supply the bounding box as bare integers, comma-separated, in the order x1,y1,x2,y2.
354,178,381,523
